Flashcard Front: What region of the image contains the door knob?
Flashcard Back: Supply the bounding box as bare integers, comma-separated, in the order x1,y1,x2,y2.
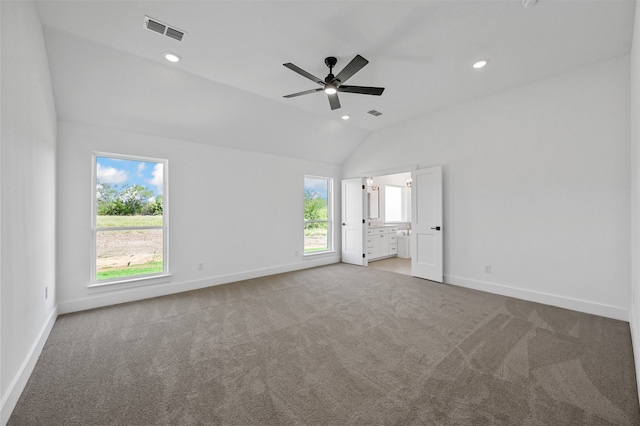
431,226,441,231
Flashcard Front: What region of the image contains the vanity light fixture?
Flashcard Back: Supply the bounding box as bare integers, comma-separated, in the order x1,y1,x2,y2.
164,52,181,63
341,115,350,120
473,60,487,69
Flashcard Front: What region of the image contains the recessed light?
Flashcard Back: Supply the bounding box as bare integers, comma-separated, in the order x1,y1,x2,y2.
164,52,181,63
473,60,487,69
341,115,350,120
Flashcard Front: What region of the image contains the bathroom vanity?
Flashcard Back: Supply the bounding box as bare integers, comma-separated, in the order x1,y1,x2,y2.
367,226,398,261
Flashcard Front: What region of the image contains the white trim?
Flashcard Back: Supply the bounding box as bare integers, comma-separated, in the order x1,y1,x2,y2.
629,308,640,406
1,307,58,426
348,164,418,180
303,250,335,258
87,273,172,293
445,274,628,321
58,256,340,315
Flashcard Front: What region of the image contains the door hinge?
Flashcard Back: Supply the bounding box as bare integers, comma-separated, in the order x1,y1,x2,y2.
363,253,366,258
362,185,365,190
362,219,365,224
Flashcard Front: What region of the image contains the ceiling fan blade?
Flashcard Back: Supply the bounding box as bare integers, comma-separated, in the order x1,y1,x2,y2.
334,55,369,84
338,85,385,96
328,93,341,110
283,88,323,98
283,63,325,86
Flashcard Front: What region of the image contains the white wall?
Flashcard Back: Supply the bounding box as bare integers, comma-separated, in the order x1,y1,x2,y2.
629,0,640,405
56,121,341,312
0,2,58,423
345,55,631,320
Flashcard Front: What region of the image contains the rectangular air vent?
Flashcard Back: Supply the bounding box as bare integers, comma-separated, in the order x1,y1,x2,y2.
368,110,383,117
144,16,186,41
145,18,166,35
165,27,184,41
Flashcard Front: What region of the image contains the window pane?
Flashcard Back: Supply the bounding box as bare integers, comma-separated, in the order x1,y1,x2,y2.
93,154,167,285
385,186,403,222
96,157,164,226
304,177,328,221
304,222,328,253
96,229,163,281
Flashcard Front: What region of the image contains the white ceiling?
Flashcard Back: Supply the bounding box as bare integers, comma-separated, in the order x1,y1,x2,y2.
36,0,635,164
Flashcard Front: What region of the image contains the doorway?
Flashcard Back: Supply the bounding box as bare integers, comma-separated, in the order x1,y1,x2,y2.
342,166,443,282
364,171,412,276
368,257,411,275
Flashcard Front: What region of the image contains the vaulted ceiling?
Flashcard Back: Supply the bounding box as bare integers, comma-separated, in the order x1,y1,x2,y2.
36,0,635,164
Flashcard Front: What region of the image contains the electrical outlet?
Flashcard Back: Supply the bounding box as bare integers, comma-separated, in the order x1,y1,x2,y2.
197,262,204,271
484,264,491,273
45,287,48,299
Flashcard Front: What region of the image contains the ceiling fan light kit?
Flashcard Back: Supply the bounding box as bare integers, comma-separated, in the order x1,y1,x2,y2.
324,83,337,95
283,54,385,111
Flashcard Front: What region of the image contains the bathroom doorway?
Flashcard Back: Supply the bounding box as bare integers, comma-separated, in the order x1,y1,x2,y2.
365,171,412,276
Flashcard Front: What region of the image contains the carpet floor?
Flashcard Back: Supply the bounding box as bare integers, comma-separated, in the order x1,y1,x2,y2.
8,263,640,425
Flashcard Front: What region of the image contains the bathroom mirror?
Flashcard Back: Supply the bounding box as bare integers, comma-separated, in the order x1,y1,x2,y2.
368,187,379,219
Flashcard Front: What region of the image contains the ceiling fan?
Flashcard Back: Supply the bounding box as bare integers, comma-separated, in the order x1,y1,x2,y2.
283,55,385,110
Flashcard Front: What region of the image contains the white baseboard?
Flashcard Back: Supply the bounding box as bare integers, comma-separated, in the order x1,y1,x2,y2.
58,256,341,315
1,306,58,426
445,275,628,321
629,307,640,406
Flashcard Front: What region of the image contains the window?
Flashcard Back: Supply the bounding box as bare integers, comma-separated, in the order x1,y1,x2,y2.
92,153,168,284
304,176,332,254
385,185,410,222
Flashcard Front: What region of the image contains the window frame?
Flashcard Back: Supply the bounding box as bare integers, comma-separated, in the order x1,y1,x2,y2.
90,152,170,287
303,175,333,256
384,184,410,223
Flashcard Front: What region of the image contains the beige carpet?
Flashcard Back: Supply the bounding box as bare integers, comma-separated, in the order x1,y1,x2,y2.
8,263,640,425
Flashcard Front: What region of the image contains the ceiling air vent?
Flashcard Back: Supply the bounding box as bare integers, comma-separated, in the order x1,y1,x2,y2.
368,110,383,117
144,16,185,41
165,27,184,41
145,18,166,35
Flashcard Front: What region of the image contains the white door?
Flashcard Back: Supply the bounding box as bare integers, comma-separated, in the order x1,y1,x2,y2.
342,178,367,266
411,166,443,281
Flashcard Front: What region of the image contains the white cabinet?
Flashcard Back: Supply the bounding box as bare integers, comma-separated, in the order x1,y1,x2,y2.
373,232,389,258
367,226,398,261
397,235,410,258
366,233,374,258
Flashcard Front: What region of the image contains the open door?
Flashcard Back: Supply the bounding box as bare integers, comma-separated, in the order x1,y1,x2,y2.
411,166,443,282
341,177,367,266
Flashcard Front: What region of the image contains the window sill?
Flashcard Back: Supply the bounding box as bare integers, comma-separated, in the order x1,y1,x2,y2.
303,250,335,258
88,273,172,294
